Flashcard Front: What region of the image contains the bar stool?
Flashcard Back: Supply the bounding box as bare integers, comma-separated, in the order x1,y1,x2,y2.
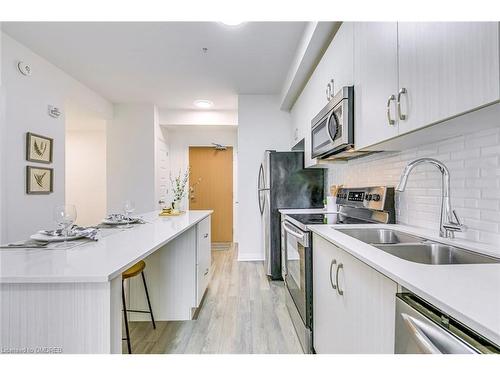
122,260,156,354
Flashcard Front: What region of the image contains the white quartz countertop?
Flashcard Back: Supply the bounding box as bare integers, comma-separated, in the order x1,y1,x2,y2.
0,210,212,284
309,223,500,346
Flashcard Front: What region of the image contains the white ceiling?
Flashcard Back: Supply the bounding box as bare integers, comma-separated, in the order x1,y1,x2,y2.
2,22,307,110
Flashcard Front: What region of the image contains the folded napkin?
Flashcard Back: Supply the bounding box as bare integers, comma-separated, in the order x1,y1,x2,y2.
105,213,146,224
41,225,99,241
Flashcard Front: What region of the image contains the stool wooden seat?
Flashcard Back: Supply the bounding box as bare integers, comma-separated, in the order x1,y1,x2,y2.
121,260,155,354
122,260,145,279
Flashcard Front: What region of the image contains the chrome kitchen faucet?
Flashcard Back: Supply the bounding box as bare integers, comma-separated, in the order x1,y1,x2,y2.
396,158,466,238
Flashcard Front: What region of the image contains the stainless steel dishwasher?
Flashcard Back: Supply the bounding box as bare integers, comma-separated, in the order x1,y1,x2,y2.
395,293,500,354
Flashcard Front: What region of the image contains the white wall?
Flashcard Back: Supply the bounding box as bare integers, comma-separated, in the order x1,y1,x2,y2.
164,125,238,240
0,22,6,244
107,103,157,214
0,23,4,245
237,95,291,261
0,33,112,243
66,127,107,227
154,106,168,211
159,108,237,126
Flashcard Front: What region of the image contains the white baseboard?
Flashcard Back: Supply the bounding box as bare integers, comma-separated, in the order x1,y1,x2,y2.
237,252,264,262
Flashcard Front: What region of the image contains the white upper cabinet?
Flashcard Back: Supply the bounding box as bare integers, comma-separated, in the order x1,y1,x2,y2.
294,22,500,154
397,22,500,135
324,22,354,94
291,22,354,168
354,22,399,149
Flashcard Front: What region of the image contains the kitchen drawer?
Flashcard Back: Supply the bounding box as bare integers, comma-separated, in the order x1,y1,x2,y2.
196,216,211,306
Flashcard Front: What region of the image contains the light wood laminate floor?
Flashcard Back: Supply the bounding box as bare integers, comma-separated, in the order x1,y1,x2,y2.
124,245,303,354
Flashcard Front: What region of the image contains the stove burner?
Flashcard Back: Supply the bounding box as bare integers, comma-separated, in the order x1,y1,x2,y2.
287,213,373,226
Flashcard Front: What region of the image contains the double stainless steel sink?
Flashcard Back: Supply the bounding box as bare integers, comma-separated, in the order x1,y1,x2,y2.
335,228,500,265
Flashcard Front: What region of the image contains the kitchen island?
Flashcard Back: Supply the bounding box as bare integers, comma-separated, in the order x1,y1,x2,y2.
0,210,212,354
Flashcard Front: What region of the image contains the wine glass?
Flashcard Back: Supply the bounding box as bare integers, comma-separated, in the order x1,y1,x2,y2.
123,200,135,228
53,204,77,241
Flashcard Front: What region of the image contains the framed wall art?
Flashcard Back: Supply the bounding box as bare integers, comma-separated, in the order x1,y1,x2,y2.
26,166,53,194
26,132,53,164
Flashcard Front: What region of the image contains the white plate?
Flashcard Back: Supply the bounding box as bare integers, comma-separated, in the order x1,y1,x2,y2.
102,218,137,225
30,232,85,243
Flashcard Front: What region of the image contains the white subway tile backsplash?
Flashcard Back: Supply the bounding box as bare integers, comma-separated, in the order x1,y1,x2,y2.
450,149,480,160
477,199,500,211
481,188,500,199
480,168,500,177
480,210,500,222
465,177,499,188
464,199,479,208
465,156,498,169
326,127,500,252
479,231,500,244
456,207,481,220
480,145,500,156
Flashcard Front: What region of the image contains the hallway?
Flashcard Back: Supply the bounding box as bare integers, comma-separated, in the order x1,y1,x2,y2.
125,245,303,354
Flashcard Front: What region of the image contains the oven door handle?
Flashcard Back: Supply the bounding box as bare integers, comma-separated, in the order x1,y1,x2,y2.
283,221,305,241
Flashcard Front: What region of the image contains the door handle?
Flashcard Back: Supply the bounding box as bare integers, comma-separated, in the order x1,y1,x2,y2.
336,263,344,296
203,233,209,239
386,94,396,125
329,259,337,290
397,87,408,120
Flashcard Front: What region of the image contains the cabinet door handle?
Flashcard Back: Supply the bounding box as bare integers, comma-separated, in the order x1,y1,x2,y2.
203,233,209,238
329,259,337,290
397,87,408,120
326,83,331,102
386,94,396,125
336,263,344,296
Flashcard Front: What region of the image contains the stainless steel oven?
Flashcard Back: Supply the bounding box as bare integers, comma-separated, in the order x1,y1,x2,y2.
281,217,313,353
311,86,354,159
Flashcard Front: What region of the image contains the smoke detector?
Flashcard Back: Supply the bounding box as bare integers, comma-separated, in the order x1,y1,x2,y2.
17,61,32,76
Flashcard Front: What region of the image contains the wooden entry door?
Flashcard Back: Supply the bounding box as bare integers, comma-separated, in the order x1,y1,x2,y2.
189,146,233,242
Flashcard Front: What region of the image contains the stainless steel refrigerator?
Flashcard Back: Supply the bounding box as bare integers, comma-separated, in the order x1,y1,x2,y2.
258,150,324,280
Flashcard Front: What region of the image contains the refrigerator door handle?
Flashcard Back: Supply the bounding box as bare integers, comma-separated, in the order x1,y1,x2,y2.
258,164,267,215
258,191,264,215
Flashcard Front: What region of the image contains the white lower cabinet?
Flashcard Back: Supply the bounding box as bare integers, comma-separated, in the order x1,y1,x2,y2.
196,216,211,306
313,234,397,353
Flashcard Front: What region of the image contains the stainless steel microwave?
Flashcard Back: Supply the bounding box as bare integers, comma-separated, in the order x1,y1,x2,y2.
311,86,354,159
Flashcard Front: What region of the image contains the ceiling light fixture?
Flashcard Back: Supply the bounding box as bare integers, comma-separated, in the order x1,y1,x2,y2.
220,21,244,26
194,100,214,109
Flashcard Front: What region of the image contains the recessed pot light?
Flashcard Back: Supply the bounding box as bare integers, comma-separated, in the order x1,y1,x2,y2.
220,21,244,26
193,100,214,109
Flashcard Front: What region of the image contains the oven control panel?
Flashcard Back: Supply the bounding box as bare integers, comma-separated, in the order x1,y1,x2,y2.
348,191,365,202
336,186,393,211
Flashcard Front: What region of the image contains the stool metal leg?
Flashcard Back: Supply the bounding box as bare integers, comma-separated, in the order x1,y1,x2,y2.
141,271,156,329
122,279,132,354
